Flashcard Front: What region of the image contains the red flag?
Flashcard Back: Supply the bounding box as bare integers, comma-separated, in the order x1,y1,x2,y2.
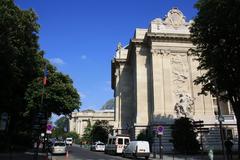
43,66,48,85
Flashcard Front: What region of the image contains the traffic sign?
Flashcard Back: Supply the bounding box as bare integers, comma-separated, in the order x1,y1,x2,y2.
218,115,224,122
156,126,164,135
46,124,53,134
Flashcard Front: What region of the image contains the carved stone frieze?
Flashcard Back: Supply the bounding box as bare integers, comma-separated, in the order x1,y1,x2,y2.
151,49,171,56
170,53,190,103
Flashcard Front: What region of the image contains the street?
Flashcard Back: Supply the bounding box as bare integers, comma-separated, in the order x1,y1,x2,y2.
51,144,129,160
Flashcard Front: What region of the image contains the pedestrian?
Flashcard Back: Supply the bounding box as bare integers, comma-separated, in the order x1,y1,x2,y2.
224,137,234,160
208,149,213,160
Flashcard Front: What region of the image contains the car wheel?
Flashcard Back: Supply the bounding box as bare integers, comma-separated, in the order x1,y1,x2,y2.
145,156,149,160
122,153,125,158
133,154,137,160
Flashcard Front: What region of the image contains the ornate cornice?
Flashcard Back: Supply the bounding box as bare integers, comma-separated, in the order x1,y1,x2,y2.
147,32,191,42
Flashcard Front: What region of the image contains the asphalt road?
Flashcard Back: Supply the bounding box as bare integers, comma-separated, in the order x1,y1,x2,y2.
51,144,129,160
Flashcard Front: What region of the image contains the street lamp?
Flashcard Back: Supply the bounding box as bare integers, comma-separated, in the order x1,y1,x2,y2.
215,82,226,160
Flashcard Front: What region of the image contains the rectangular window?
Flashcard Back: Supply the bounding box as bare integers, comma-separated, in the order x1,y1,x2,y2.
109,139,112,144
223,128,233,140
112,138,116,144
118,138,123,144
124,139,129,145
227,129,233,139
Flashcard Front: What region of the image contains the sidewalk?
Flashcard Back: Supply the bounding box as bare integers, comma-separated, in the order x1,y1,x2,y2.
150,153,238,160
0,149,47,160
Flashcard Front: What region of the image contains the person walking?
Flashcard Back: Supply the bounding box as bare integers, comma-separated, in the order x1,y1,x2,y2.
224,137,234,160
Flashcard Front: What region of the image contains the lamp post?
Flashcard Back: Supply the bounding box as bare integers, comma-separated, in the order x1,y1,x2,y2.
215,83,226,160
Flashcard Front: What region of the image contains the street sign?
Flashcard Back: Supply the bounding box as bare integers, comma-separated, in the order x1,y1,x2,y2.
218,115,224,122
156,125,164,135
1,112,8,120
46,124,53,134
197,128,209,133
0,112,8,131
193,120,204,128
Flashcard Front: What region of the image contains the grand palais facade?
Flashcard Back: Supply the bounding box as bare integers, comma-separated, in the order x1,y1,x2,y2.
111,8,237,151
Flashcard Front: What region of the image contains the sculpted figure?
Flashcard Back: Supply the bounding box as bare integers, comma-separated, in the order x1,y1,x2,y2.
174,93,194,117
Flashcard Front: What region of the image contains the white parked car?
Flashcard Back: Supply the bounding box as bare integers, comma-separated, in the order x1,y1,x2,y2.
65,137,73,146
122,141,150,160
91,141,105,151
51,141,67,154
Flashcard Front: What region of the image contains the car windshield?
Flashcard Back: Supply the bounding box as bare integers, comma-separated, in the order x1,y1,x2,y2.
97,143,104,145
54,143,65,146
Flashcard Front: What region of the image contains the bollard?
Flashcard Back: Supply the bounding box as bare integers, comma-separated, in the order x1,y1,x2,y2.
208,149,213,160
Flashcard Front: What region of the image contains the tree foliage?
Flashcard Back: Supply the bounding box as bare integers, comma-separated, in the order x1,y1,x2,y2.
91,120,112,143
0,0,44,148
171,117,200,154
51,117,79,140
0,0,43,114
80,120,112,144
51,116,68,138
190,0,240,155
81,120,93,144
0,0,81,149
65,131,79,141
24,64,80,116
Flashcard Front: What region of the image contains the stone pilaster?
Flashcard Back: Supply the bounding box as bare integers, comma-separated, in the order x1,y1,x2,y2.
135,47,149,125
151,49,164,118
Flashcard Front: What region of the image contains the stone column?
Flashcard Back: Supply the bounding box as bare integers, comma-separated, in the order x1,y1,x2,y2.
114,66,121,129
151,49,165,119
79,120,83,137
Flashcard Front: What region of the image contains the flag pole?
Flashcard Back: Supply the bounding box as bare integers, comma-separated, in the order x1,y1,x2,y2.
33,64,48,160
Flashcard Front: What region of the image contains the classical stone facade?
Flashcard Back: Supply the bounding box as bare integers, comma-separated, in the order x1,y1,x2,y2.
69,110,115,137
111,8,237,150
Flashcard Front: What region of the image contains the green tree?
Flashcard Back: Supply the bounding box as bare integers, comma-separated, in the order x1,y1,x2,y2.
190,0,240,155
24,64,80,116
51,117,68,138
171,117,200,154
91,120,112,143
0,0,81,150
0,0,44,149
81,120,92,144
65,131,79,141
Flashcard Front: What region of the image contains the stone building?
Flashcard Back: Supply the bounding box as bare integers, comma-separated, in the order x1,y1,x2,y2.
69,109,115,137
111,8,237,151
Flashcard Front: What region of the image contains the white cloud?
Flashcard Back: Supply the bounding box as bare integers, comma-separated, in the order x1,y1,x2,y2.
78,91,86,99
81,55,87,60
50,58,65,65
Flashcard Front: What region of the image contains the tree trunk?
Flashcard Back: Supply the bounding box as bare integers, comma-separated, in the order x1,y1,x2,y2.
235,114,240,159
231,102,240,159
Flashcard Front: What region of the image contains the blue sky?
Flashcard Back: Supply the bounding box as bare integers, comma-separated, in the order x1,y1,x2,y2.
15,0,197,113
